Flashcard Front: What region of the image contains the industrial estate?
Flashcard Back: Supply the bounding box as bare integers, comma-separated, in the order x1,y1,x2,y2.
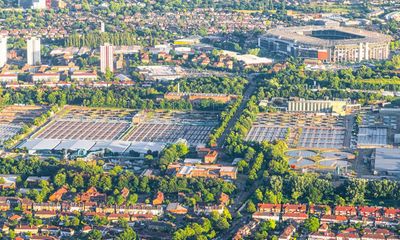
0,0,400,240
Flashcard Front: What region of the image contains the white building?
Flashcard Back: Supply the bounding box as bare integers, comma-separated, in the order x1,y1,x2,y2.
373,148,400,176
70,72,98,81
0,74,17,82
27,37,41,66
31,73,60,82
31,0,47,9
288,99,347,115
0,36,7,68
100,43,114,73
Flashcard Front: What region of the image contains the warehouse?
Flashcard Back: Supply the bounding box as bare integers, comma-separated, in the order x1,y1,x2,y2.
373,148,400,176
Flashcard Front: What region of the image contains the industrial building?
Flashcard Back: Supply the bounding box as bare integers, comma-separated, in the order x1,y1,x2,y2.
259,25,392,63
287,99,348,115
373,148,400,176
136,65,184,81
357,127,388,148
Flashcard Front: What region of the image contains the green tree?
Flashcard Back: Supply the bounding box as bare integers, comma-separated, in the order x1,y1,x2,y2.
304,217,320,232
246,200,256,213
116,226,136,240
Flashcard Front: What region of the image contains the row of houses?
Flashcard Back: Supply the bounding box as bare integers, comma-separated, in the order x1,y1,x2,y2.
4,80,135,89
167,163,238,180
252,203,400,226
278,223,400,240
0,72,99,83
307,224,400,240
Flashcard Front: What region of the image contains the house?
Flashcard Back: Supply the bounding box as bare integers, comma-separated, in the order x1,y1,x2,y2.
279,225,296,240
60,211,77,219
166,203,188,215
336,232,360,240
283,204,307,213
361,233,386,240
219,193,230,205
252,212,280,221
349,216,374,225
309,205,331,216
233,221,258,240
65,202,96,212
204,150,218,163
34,210,57,219
258,203,282,214
308,223,336,240
70,72,97,81
152,191,164,205
26,176,50,186
83,212,105,221
32,202,61,211
0,74,17,82
383,208,400,219
31,73,60,82
77,187,106,203
9,214,23,222
107,213,130,222
173,164,238,180
96,205,115,214
334,206,357,216
60,228,75,237
131,213,154,221
20,198,33,211
1,224,9,234
194,204,224,215
320,215,348,224
358,206,382,217
40,225,60,235
196,147,212,158
14,225,39,234
281,212,308,222
0,174,18,189
82,225,92,234
115,204,164,216
0,201,10,211
49,186,68,202
29,236,58,240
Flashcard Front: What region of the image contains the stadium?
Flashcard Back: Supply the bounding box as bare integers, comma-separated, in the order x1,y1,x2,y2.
258,25,393,63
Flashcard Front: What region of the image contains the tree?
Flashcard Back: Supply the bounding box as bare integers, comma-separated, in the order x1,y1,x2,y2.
304,217,320,233
116,226,136,240
246,200,256,213
87,230,102,240
255,188,263,202
54,172,66,187
72,174,84,189
126,194,138,206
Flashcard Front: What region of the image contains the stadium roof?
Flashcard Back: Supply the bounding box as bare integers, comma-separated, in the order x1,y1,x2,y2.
263,25,393,47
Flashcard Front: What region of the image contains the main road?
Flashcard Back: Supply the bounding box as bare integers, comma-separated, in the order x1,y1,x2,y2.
216,75,258,147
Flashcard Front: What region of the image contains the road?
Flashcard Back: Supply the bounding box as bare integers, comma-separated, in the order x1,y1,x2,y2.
216,76,258,147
